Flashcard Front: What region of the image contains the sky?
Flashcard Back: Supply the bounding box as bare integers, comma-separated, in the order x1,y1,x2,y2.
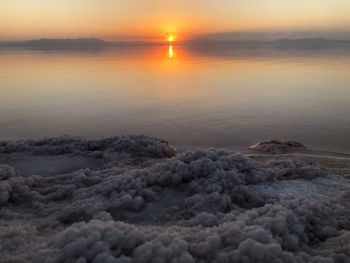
0,0,350,41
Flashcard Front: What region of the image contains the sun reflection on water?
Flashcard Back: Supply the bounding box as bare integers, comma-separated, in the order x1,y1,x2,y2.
168,45,173,58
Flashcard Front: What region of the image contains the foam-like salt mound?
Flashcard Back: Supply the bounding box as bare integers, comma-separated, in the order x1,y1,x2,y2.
1,135,350,263
246,140,306,154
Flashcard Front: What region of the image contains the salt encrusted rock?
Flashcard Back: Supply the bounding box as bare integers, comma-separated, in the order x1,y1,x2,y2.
0,134,176,158
0,165,16,180
247,140,306,154
0,165,16,206
0,135,350,263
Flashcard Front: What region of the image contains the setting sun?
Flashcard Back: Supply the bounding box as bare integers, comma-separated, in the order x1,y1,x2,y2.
168,36,174,42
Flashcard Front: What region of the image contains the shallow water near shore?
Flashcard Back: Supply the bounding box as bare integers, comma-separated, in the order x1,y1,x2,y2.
1,46,350,152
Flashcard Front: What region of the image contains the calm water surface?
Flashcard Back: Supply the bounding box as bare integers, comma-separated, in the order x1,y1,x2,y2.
1,46,350,152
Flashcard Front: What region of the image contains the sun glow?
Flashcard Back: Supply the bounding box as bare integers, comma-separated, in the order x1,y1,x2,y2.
168,36,174,42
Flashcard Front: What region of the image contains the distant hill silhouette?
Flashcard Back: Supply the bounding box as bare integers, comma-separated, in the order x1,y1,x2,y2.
0,38,168,49
186,38,350,49
0,37,349,50
28,38,107,47
0,38,108,50
110,41,166,46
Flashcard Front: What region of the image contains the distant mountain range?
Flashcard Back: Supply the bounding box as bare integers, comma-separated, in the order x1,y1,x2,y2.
187,38,350,48
0,37,349,50
0,38,108,49
0,38,165,49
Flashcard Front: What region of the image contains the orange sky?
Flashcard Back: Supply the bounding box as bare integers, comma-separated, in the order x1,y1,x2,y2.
0,0,350,41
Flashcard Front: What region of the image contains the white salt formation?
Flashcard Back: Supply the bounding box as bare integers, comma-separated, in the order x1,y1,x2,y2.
1,135,350,263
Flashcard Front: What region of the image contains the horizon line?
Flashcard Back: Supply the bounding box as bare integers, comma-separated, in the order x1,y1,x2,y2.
1,36,350,43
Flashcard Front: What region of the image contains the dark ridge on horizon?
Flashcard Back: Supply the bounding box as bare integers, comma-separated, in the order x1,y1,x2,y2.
0,37,349,50
186,37,350,49
0,38,108,50
0,37,167,49
109,40,168,46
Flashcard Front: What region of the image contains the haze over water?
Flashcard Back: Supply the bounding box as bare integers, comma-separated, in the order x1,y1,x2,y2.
1,45,350,152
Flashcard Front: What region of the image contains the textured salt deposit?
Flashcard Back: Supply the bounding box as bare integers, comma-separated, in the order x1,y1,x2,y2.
0,135,350,263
